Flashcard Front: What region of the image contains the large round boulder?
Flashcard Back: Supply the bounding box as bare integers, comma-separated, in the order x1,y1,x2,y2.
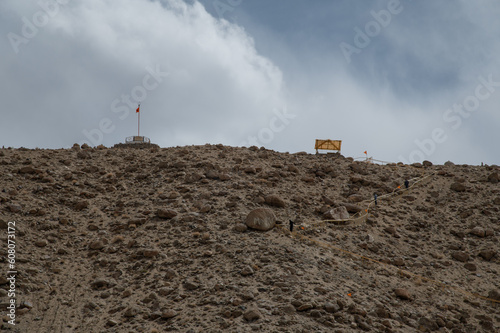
245,208,276,231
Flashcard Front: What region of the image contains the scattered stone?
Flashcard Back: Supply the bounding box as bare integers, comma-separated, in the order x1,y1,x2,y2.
240,265,254,276
392,257,405,266
106,319,118,327
164,268,177,279
91,278,112,290
487,172,499,184
77,150,91,159
451,251,469,262
297,304,313,312
162,310,178,319
348,194,364,203
325,302,340,313
418,317,439,332
394,288,411,300
7,203,22,213
18,166,37,174
469,227,486,238
243,308,261,322
233,223,247,233
185,172,202,183
89,240,105,250
35,240,48,247
157,209,178,219
74,201,89,211
423,160,433,167
478,250,496,261
310,310,321,318
244,208,276,231
123,307,138,318
142,249,159,258
264,195,286,208
323,206,349,220
450,183,466,192
464,263,477,271
183,280,199,291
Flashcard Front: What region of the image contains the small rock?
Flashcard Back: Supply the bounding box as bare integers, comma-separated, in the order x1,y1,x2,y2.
244,208,276,231
479,249,496,261
324,302,340,313
74,201,89,211
142,249,159,258
487,172,499,184
18,166,37,174
183,280,199,291
157,209,178,219
35,240,48,247
91,278,111,290
184,172,202,183
423,160,433,167
347,194,364,203
394,288,411,300
89,240,105,250
123,307,138,318
323,206,350,220
162,310,178,319
297,304,313,312
165,268,177,279
451,251,469,262
392,257,405,266
106,319,118,327
233,223,247,233
240,265,254,276
244,167,257,174
464,263,477,271
7,203,22,213
243,309,261,322
264,195,286,208
450,182,466,192
469,227,486,238
310,310,321,318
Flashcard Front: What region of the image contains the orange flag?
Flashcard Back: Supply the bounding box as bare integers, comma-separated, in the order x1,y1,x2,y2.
136,105,140,113
364,151,367,155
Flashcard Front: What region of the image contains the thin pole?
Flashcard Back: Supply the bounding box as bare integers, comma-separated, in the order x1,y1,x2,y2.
138,104,140,137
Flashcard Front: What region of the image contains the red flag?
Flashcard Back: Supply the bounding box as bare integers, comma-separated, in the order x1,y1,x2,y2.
136,105,140,113
364,151,367,155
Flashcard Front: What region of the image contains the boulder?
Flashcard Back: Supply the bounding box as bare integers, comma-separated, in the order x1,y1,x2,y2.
245,208,276,231
323,206,350,220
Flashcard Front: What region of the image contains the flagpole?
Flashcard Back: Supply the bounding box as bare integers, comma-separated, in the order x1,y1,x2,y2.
138,104,140,137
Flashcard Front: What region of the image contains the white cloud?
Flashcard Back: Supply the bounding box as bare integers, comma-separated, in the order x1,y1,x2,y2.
0,0,286,148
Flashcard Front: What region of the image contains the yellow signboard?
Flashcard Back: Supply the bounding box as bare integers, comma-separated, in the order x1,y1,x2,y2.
315,139,341,153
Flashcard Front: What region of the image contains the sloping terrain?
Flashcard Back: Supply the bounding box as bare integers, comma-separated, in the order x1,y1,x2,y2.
0,144,499,333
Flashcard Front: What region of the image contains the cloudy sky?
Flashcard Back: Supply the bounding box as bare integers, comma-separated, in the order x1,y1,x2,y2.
1,0,499,165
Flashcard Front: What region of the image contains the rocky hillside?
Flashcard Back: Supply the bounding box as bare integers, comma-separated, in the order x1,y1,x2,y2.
0,144,499,333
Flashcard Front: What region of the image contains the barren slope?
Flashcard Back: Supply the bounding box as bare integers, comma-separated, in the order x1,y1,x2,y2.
0,145,499,332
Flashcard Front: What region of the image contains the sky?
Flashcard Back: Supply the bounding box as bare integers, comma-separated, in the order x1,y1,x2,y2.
1,0,499,165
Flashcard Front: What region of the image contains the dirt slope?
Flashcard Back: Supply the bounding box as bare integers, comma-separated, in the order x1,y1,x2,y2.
0,144,499,332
